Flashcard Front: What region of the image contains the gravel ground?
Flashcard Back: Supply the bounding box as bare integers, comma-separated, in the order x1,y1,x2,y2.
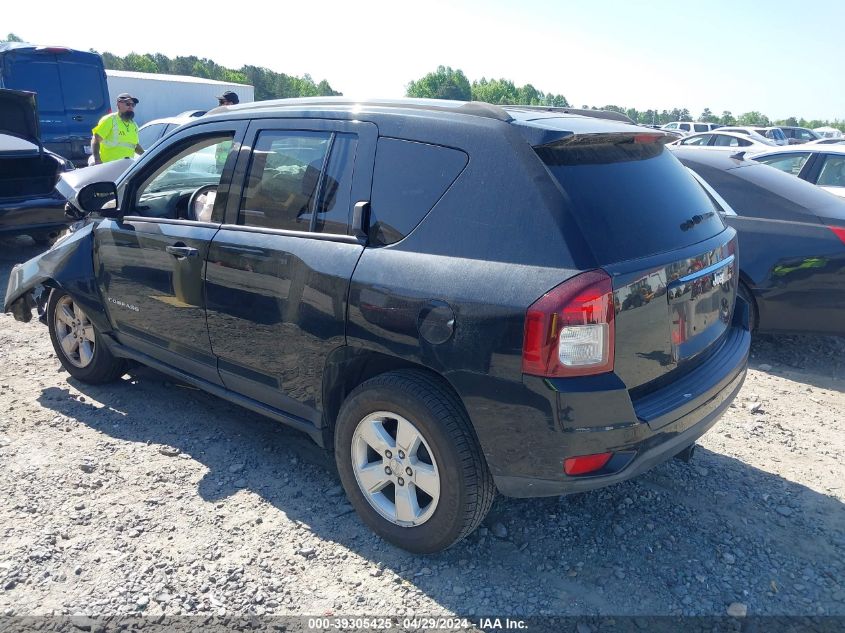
0,235,843,620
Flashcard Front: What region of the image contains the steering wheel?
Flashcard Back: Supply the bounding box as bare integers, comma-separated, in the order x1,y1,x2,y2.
186,184,218,222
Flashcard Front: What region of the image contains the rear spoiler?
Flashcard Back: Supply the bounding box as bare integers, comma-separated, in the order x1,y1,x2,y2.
506,105,635,124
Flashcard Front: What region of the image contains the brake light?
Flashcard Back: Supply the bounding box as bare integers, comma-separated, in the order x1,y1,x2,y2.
829,226,845,245
564,452,613,476
522,270,615,377
36,46,71,54
633,133,661,144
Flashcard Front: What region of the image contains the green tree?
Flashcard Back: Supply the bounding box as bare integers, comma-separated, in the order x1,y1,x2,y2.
542,93,568,107
720,111,736,125
700,107,719,123
737,111,770,126
2,33,24,42
406,66,472,100
124,53,159,74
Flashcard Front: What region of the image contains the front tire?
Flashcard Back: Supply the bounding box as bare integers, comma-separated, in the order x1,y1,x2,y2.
334,370,495,554
47,289,126,384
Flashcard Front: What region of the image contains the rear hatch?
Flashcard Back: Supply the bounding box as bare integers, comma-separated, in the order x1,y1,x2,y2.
534,128,738,400
1,47,109,162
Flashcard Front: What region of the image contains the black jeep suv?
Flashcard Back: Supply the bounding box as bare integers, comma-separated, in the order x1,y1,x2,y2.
5,98,750,553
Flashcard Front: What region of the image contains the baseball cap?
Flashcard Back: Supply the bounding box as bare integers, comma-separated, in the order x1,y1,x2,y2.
117,93,139,105
217,91,239,104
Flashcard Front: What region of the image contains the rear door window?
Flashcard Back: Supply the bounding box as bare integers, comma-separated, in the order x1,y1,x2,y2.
537,139,724,264
239,130,331,232
816,155,845,187
238,130,358,234
693,124,708,132
369,138,468,245
679,123,691,132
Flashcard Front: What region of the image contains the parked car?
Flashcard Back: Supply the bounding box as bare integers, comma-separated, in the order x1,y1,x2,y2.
718,126,788,146
752,145,845,198
674,147,845,336
806,137,845,146
779,126,820,145
667,131,776,153
0,42,110,166
137,114,195,152
4,98,749,553
813,127,843,139
661,121,722,135
0,89,74,244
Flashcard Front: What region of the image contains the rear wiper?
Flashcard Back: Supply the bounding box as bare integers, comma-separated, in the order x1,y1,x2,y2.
680,211,715,231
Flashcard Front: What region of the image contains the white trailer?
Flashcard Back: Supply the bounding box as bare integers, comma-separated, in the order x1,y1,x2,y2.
105,70,254,125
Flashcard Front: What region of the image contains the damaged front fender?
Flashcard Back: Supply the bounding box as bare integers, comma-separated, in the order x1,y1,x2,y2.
4,222,110,331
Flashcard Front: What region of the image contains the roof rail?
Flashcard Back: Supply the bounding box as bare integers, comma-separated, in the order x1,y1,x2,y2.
218,97,514,123
504,105,635,124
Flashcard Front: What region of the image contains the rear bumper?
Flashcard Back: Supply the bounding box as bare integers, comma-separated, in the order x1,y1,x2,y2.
495,365,745,496
492,300,750,498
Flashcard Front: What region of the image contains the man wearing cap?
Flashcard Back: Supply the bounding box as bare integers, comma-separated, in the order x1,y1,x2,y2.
90,93,144,164
217,91,239,106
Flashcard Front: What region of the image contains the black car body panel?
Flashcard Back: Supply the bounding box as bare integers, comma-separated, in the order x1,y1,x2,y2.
674,147,845,335
5,98,749,501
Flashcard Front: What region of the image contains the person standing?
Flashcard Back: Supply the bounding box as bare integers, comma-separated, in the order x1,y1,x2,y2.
91,93,144,164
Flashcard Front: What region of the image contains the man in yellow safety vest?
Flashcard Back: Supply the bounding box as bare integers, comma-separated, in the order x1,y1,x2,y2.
91,93,144,164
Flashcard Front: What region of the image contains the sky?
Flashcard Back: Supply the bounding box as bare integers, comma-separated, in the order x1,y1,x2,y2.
4,0,844,121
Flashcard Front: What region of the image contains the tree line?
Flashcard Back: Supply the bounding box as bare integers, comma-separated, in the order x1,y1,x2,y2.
2,36,842,131
407,66,569,107
2,34,341,101
406,65,845,132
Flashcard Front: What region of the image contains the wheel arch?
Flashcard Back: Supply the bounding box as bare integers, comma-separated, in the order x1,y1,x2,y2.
320,347,471,449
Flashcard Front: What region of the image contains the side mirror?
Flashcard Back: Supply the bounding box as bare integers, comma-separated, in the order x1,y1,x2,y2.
77,182,120,217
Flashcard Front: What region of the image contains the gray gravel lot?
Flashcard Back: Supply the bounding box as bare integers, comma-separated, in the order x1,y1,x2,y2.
0,235,843,620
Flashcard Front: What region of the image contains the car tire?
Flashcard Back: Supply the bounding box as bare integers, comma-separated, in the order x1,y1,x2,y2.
737,282,757,331
47,289,126,384
334,370,495,554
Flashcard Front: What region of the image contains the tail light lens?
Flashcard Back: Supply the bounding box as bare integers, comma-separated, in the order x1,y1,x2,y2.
522,269,615,377
829,226,845,245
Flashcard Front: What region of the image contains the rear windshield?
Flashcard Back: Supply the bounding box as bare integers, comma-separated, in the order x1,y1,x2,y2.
537,139,725,264
683,159,838,221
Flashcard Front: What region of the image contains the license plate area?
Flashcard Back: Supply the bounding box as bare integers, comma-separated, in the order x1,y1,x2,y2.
667,254,735,362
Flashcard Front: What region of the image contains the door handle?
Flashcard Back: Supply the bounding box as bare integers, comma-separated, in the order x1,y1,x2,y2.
72,115,83,121
165,245,198,258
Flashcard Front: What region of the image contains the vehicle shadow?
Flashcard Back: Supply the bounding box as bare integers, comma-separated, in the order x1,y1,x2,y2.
36,369,845,617
749,333,845,391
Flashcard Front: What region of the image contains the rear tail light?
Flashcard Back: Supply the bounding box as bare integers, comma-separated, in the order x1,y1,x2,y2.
522,270,615,377
564,452,613,476
829,226,845,245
